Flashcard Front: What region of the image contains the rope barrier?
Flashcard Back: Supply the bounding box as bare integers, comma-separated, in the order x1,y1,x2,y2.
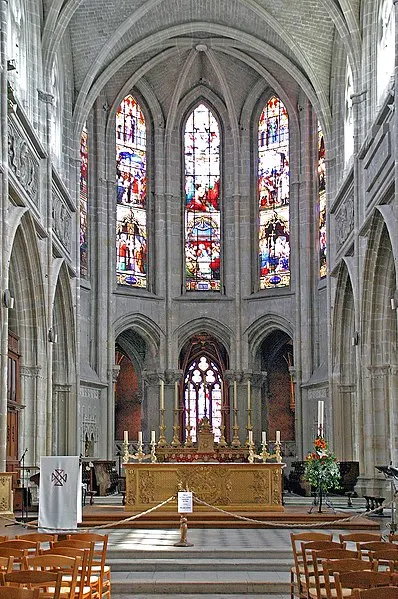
192,494,396,529
0,492,393,532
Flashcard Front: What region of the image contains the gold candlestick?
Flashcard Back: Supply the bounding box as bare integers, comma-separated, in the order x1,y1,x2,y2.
123,437,151,463
246,409,253,445
218,423,227,447
150,441,157,463
171,409,181,447
231,408,241,447
185,423,193,447
158,409,167,448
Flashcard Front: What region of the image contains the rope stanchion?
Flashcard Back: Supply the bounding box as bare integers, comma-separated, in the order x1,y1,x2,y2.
192,494,394,529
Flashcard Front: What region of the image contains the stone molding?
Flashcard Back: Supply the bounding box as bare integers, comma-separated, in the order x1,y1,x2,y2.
52,185,72,253
20,365,41,378
8,119,39,206
335,194,354,252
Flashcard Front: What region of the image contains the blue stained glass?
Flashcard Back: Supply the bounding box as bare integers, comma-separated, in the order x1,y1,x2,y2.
258,96,290,289
116,95,147,288
184,104,221,291
318,125,327,278
80,125,88,278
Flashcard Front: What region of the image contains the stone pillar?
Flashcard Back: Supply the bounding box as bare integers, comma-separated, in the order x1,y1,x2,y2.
336,383,356,461
164,369,183,444
52,384,72,455
142,370,162,443
107,365,120,459
19,365,41,463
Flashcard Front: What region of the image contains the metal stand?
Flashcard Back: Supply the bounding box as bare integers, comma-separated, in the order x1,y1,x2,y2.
376,465,398,534
308,487,336,514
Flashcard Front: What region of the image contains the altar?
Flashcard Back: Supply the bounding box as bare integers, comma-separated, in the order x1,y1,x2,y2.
123,462,284,512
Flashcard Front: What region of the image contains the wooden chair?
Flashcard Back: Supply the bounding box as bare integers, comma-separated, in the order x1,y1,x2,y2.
369,549,398,572
3,570,63,599
0,547,28,565
22,555,80,599
300,541,345,599
0,541,39,558
16,535,58,551
290,532,333,599
351,587,398,599
0,556,14,574
334,569,392,599
339,533,384,551
310,552,364,599
359,542,398,560
0,587,40,599
66,533,109,599
40,548,92,599
48,541,96,599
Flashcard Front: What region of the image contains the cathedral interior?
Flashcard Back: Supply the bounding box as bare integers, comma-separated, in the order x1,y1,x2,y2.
1,0,397,501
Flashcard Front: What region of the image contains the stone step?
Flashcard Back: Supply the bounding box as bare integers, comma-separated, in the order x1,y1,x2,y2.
112,595,289,599
111,570,291,595
107,548,292,561
109,557,292,572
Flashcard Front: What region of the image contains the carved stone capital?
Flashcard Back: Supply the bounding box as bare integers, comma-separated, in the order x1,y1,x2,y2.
37,90,54,104
164,369,184,385
109,365,120,383
20,365,41,378
142,370,161,385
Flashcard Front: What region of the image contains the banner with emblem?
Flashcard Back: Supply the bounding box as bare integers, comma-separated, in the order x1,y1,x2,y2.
38,456,82,529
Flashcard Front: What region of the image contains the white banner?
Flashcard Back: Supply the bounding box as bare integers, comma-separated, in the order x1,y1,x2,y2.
38,456,82,530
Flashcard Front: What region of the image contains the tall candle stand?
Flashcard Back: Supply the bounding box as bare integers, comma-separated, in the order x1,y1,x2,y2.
231,408,241,447
158,408,167,448
171,409,181,447
218,408,227,447
184,423,193,447
122,438,158,463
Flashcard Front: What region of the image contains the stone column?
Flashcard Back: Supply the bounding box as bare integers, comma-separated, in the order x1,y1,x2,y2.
107,365,120,459
142,370,162,443
164,369,183,444
52,383,72,454
19,365,41,462
336,383,356,461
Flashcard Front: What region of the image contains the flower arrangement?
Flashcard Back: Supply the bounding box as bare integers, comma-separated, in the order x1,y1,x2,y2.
304,437,341,493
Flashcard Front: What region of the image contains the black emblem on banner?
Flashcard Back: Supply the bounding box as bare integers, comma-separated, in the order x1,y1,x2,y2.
51,469,68,486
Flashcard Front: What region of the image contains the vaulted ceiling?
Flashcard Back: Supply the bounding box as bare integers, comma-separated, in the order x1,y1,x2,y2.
42,0,363,134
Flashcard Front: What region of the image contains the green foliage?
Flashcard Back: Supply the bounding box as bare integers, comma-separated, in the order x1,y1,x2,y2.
303,437,341,493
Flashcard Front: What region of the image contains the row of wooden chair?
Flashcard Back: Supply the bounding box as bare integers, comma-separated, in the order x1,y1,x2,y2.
0,532,110,599
291,531,398,599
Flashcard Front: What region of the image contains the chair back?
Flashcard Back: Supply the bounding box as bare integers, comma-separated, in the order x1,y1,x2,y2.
0,555,14,573
319,556,370,599
352,587,398,599
369,548,398,572
300,541,343,599
0,587,40,599
0,547,27,561
22,555,80,599
4,570,63,599
0,541,39,557
334,569,391,599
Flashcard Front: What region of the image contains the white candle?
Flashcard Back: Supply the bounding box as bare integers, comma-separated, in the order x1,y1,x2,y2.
124,430,128,444
247,380,251,410
151,430,156,443
160,380,164,410
174,381,179,411
262,431,266,444
317,400,324,436
248,430,253,444
276,430,281,443
138,431,142,444
233,380,237,410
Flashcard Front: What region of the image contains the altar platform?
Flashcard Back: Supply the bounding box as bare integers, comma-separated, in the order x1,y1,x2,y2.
79,493,380,529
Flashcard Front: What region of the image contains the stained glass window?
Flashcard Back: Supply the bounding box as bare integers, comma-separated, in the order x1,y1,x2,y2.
184,355,223,442
116,95,147,287
318,125,327,279
80,124,88,278
344,60,354,164
258,96,290,289
184,104,221,291
377,0,395,103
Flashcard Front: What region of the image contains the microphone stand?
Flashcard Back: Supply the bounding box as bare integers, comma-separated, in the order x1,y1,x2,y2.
19,448,28,524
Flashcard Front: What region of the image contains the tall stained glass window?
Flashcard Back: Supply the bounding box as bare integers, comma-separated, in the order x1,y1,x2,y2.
116,95,147,287
184,104,221,291
318,125,327,279
258,96,290,289
377,0,395,103
184,355,223,442
80,124,88,277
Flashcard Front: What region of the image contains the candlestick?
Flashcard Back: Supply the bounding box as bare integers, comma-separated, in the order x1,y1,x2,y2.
160,380,165,410
248,430,253,445
247,379,251,410
317,400,324,436
151,430,156,443
262,431,266,444
233,380,237,410
138,431,143,444
276,430,280,443
124,430,128,444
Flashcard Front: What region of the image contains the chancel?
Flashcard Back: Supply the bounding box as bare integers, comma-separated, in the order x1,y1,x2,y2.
0,0,397,522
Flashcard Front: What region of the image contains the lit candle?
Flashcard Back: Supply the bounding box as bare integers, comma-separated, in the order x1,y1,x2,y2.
174,381,179,411
247,380,251,411
138,431,142,444
276,430,281,443
233,380,237,410
124,430,128,444
160,379,164,410
262,431,266,445
248,430,253,444
317,400,324,436
151,430,156,444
